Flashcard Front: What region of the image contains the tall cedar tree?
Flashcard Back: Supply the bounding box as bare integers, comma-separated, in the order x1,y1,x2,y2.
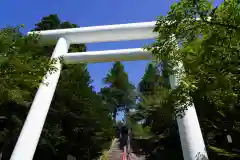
101,62,135,122
133,63,183,159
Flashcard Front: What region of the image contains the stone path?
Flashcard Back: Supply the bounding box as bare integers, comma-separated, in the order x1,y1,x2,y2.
107,138,146,160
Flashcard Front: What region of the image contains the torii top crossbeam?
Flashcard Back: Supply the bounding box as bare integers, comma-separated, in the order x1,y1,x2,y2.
27,21,158,64
28,21,157,44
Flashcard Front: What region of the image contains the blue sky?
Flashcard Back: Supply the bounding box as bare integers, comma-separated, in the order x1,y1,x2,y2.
0,0,223,91
0,0,178,91
0,0,223,121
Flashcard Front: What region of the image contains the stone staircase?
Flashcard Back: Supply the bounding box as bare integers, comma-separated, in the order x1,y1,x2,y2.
107,138,146,160
108,138,123,160
128,154,146,160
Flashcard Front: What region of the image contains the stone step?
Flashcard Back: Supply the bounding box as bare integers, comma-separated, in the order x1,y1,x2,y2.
108,138,122,160
107,138,146,160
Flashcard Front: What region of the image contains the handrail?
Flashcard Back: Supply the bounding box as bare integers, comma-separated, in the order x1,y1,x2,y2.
122,146,127,160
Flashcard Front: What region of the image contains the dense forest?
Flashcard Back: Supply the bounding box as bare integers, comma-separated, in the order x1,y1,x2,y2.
0,0,240,159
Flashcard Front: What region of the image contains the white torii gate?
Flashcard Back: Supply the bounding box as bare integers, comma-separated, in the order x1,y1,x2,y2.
10,21,208,160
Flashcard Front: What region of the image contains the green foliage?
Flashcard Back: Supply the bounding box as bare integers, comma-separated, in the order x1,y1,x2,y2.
32,14,86,56
0,14,115,160
33,14,115,159
1,1,240,159
132,63,183,159
0,25,59,160
101,150,109,160
209,146,240,159
98,138,116,160
146,0,240,112
134,63,173,131
49,64,114,159
104,62,130,92
0,26,55,104
143,0,240,159
128,120,152,139
101,61,136,122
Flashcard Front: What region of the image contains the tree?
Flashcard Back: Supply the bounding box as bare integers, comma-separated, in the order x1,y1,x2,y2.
32,14,115,159
101,62,135,122
100,61,138,160
132,63,183,159
0,26,56,159
0,26,55,104
145,0,240,159
50,64,114,159
32,14,86,56
0,14,115,160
